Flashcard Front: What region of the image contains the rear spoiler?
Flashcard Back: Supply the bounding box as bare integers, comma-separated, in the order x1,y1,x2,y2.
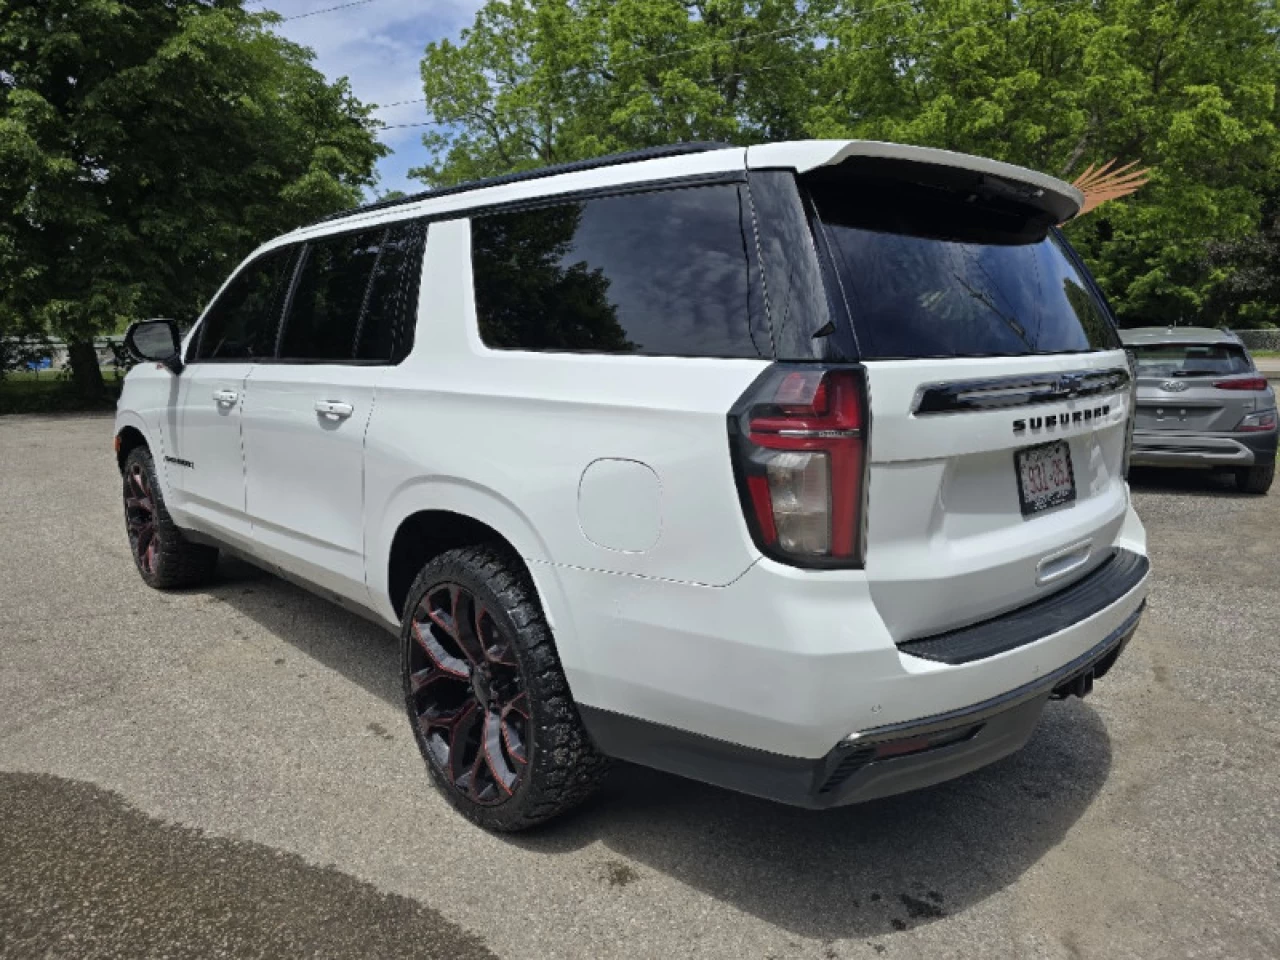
747,140,1085,225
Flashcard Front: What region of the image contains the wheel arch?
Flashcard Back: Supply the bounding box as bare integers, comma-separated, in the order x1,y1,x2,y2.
114,421,150,473
373,479,579,671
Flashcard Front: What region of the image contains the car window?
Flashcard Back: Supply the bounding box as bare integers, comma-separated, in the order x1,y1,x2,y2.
471,184,767,358
1132,343,1253,377
194,247,297,361
748,171,847,361
808,180,1119,359
279,229,384,362
356,221,426,363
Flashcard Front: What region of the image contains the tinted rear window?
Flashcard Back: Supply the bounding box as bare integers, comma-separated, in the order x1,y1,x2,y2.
809,181,1119,359
471,184,767,358
1132,343,1253,377
280,229,383,361
356,221,425,362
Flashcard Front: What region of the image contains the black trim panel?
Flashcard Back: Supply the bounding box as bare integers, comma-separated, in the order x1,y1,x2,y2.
1239,427,1280,457
579,602,1143,809
458,171,747,222
915,367,1130,415
897,548,1148,665
314,142,736,224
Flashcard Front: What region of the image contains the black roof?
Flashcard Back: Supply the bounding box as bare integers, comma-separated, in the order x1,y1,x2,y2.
317,142,735,224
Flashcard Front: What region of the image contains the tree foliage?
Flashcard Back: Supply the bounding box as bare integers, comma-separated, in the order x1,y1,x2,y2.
417,0,1280,327
0,0,386,393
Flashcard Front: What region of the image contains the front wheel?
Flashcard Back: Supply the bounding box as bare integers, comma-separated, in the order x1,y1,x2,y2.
401,545,608,831
122,447,218,588
1235,461,1274,495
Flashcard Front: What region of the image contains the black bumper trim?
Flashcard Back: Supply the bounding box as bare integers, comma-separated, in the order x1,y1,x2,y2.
1239,428,1279,458
896,548,1149,665
579,601,1144,810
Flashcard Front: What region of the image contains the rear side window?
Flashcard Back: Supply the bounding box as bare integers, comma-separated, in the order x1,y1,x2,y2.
356,221,426,362
471,184,767,358
194,247,297,361
809,180,1120,359
280,229,383,361
1132,343,1253,377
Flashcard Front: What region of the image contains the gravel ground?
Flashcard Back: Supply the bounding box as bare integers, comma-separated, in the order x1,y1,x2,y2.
1,413,1277,960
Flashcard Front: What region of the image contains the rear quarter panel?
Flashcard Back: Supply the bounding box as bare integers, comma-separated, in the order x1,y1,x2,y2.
363,217,768,627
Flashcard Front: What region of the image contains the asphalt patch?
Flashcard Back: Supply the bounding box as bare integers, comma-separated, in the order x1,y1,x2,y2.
0,772,497,959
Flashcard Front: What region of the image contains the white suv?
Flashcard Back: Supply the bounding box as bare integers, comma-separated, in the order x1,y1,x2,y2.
116,140,1150,831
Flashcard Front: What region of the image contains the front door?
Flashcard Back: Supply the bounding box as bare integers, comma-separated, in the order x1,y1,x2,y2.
165,243,299,543
166,362,255,542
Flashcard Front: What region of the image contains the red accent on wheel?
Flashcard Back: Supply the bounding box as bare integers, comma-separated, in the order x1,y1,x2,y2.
407,582,532,806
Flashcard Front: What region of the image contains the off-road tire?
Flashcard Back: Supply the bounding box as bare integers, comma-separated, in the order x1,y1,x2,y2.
1235,461,1274,495
122,446,219,588
401,545,609,831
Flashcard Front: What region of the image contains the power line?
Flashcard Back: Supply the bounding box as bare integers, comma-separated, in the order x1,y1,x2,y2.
370,0,1078,117
376,97,429,109
380,120,451,130
248,0,381,20
282,0,380,21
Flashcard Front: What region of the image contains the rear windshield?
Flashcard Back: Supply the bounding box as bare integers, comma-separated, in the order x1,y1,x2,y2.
1132,343,1253,377
808,180,1120,360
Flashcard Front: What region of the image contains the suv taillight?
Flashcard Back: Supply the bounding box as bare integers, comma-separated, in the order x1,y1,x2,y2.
728,365,868,568
1214,376,1269,391
1122,348,1138,478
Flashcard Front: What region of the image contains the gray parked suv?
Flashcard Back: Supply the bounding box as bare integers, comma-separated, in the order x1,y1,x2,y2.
1121,327,1276,494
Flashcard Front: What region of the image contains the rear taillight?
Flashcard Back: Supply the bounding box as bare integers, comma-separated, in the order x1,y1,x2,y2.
1122,349,1138,478
728,365,868,568
1214,376,1269,391
1237,409,1278,432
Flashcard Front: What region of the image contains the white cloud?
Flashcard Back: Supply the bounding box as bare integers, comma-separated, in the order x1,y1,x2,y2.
266,0,483,195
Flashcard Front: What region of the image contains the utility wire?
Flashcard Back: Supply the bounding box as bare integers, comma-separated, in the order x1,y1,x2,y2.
371,0,1078,119
248,0,381,20
282,0,380,21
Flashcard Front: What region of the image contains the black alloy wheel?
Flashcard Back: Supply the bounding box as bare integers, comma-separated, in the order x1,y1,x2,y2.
401,546,608,830
407,580,532,804
120,446,218,589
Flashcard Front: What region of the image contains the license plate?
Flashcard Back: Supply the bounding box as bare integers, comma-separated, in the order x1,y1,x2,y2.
1015,440,1076,516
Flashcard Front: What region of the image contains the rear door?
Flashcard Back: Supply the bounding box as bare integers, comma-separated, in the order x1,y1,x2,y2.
241,221,423,605
1131,342,1257,432
801,170,1132,640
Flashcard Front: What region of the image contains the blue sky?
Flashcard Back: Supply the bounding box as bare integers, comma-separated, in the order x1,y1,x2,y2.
264,0,482,196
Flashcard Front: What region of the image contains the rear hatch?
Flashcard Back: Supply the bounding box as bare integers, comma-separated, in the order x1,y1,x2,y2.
793,153,1132,640
1130,342,1259,432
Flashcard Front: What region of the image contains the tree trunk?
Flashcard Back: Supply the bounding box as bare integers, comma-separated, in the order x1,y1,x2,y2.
66,339,106,401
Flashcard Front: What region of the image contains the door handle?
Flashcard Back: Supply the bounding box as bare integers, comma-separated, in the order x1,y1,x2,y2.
213,389,238,405
314,400,354,419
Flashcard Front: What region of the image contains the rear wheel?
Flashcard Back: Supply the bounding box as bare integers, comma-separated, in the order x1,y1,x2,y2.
122,447,219,588
401,545,608,831
1235,461,1275,495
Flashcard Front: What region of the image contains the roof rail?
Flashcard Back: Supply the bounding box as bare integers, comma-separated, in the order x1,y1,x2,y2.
316,141,737,225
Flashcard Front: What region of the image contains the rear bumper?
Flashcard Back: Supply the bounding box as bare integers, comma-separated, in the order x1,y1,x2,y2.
582,603,1143,809
1131,428,1277,468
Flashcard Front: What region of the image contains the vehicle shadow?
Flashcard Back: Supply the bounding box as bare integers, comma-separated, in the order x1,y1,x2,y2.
1128,465,1250,497
207,557,1113,940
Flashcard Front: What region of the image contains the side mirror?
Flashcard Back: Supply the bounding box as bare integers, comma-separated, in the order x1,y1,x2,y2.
124,319,183,375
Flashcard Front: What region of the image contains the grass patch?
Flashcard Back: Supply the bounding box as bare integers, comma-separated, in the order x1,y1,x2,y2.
0,370,123,415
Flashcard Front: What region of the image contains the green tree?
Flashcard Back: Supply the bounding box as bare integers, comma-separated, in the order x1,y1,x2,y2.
415,0,1280,329
0,0,386,398
411,0,821,185
812,0,1280,327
